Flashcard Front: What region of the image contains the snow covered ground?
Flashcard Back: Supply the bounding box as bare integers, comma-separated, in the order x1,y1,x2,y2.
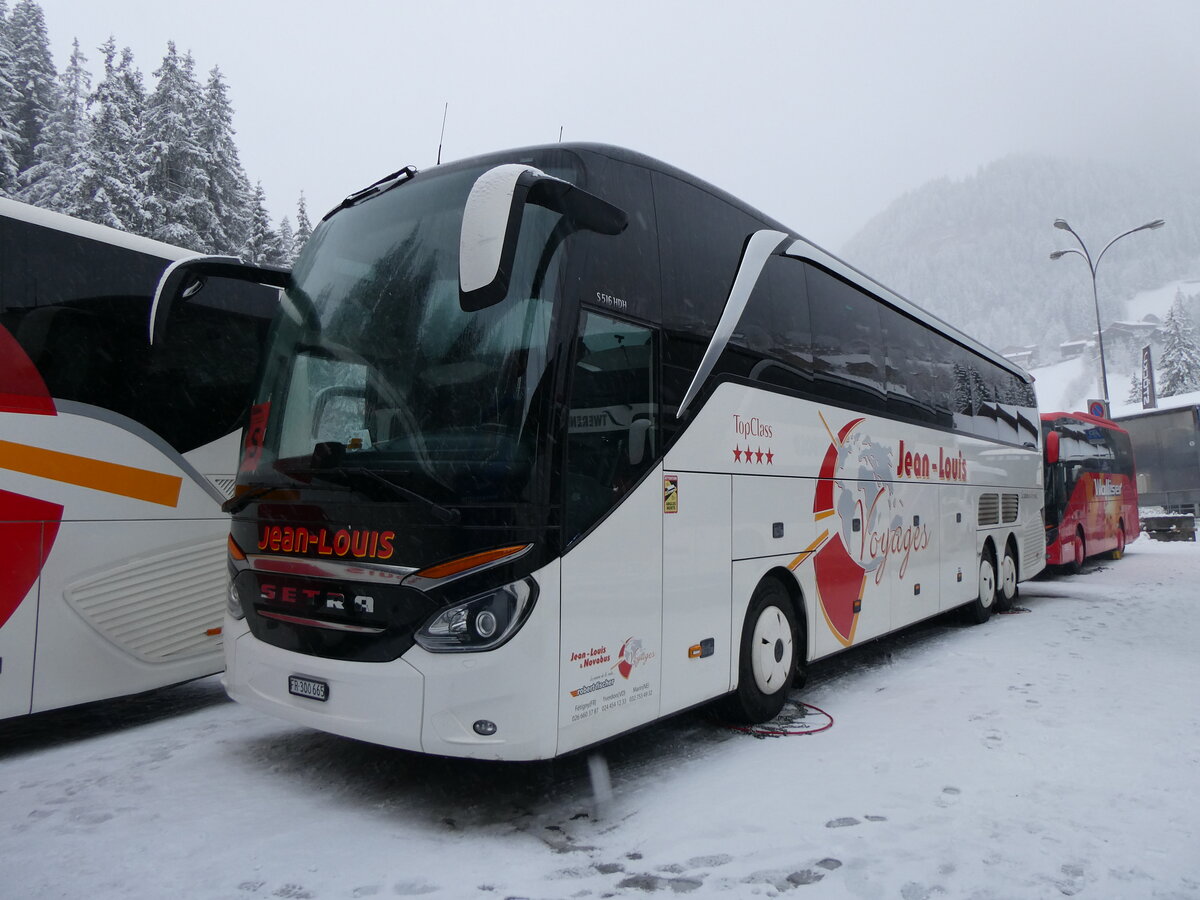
3,538,1199,899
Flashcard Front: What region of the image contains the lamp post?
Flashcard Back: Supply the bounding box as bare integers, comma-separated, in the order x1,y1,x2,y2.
1050,217,1165,408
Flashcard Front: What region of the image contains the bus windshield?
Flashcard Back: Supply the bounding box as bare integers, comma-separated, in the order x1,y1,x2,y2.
255,165,572,504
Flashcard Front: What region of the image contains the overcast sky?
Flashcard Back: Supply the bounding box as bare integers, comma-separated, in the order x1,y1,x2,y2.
33,0,1200,250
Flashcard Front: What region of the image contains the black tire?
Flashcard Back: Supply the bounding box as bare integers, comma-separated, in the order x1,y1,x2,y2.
963,544,997,625
1067,528,1085,575
720,579,797,724
792,613,809,691
995,541,1019,612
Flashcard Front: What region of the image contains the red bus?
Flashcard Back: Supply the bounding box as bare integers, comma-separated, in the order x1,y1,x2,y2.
1042,411,1139,572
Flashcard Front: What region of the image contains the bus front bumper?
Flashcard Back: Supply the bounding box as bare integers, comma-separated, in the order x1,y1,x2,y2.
223,618,426,753
222,614,560,760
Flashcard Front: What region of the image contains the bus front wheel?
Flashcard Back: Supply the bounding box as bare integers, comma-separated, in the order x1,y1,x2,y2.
721,579,797,724
964,545,997,624
1068,529,1085,575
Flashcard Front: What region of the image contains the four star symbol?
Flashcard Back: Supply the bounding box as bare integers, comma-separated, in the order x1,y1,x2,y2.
732,445,775,465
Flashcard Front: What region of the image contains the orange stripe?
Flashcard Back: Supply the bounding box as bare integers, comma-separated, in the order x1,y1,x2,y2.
0,441,182,507
788,530,830,570
416,544,529,580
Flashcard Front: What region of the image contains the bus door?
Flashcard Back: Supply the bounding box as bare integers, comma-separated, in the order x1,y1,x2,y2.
557,311,663,754
661,471,732,715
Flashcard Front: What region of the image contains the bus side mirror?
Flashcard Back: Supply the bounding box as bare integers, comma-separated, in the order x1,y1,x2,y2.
459,164,627,312
150,256,291,345
1045,430,1059,464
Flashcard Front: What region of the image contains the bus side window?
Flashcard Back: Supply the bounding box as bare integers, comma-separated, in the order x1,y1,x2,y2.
882,306,950,426
806,264,886,411
653,171,763,424
736,255,812,392
564,311,658,543
15,305,109,404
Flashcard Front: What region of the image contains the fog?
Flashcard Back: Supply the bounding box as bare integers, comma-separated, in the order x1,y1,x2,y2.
34,0,1200,249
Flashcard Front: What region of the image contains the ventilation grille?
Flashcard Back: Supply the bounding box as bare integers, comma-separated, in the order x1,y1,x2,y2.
978,493,1000,527
208,476,237,499
1001,493,1019,524
65,535,226,662
1023,508,1044,572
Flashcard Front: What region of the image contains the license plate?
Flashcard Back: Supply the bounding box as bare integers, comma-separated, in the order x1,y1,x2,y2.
288,675,329,702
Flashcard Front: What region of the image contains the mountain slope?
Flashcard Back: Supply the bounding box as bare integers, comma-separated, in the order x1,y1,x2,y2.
839,155,1200,356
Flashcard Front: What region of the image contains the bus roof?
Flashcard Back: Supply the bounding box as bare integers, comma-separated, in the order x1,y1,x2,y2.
0,197,197,263
398,142,1032,385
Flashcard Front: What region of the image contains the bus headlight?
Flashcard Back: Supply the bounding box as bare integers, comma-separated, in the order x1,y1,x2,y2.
227,580,246,620
414,579,536,652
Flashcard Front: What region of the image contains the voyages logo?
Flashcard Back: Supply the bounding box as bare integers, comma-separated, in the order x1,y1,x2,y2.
613,636,655,679
789,414,933,647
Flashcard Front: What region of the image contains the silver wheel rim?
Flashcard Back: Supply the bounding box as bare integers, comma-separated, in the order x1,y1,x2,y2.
978,558,996,608
751,605,793,696
1001,554,1017,599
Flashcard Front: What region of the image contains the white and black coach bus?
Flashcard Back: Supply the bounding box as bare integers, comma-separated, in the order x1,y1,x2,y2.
0,198,276,720
153,144,1045,759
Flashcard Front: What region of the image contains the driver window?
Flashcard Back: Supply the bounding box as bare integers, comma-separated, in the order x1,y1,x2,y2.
564,311,658,543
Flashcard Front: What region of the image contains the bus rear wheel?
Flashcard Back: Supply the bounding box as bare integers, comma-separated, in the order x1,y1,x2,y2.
720,579,796,724
1109,525,1126,560
996,542,1018,612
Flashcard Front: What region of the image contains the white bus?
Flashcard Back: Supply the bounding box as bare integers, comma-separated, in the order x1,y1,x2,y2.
0,198,277,720
156,145,1044,760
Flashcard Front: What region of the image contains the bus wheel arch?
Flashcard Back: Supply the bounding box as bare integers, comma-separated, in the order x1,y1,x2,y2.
996,535,1019,612
720,572,801,724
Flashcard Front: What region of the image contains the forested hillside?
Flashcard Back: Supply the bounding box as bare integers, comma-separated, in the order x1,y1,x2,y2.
0,0,307,261
840,155,1200,357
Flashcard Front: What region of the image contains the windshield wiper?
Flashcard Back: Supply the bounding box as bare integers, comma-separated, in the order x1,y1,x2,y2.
345,466,461,524
221,484,280,515
327,166,418,217
281,465,460,524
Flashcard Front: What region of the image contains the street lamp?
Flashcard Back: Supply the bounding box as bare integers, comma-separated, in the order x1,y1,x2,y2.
1050,217,1165,408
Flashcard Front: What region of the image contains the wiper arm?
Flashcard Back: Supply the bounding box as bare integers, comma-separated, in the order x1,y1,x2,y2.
221,485,279,515
327,166,418,218
279,464,460,524
345,467,461,524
